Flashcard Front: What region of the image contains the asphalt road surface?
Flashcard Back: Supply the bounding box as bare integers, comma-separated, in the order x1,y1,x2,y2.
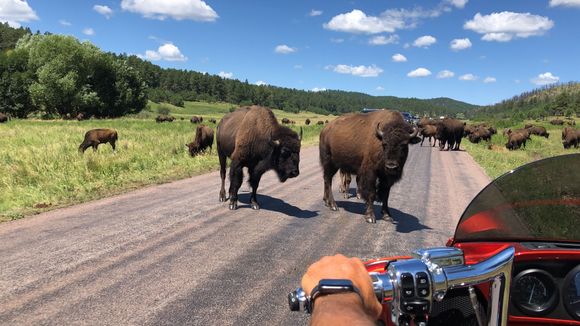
0,144,489,325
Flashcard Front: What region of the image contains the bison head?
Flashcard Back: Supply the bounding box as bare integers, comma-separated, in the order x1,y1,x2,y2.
375,123,420,172
186,143,200,156
272,127,302,182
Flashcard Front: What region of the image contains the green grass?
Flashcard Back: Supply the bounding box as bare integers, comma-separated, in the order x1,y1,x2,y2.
0,102,331,221
463,118,579,179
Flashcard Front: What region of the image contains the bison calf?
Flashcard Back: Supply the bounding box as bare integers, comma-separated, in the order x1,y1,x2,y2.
186,125,214,156
79,129,118,153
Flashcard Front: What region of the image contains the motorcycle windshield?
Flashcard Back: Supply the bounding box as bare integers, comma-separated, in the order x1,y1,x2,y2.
454,154,580,243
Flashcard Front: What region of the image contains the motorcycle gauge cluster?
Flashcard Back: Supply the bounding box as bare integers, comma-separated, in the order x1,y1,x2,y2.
564,265,580,321
512,269,558,316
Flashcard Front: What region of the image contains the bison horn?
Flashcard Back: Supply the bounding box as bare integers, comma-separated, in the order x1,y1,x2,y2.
299,127,303,141
375,123,384,140
409,127,419,138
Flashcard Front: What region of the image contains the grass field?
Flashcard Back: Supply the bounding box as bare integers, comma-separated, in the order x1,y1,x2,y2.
0,101,330,221
462,119,579,179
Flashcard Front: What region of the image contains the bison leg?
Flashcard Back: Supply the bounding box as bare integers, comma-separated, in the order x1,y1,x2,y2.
339,171,352,199
92,142,99,152
358,173,377,223
377,179,395,222
218,151,228,202
420,135,425,146
248,163,268,210
228,160,244,210
322,166,338,211
355,175,361,199
110,140,116,152
78,142,90,154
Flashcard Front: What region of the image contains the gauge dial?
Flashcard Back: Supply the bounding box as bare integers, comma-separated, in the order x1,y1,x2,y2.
512,269,558,316
564,265,580,321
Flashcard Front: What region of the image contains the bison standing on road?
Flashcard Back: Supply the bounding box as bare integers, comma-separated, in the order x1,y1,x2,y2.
186,125,214,156
420,124,437,146
319,110,420,223
435,118,465,151
217,106,302,210
0,112,8,123
79,129,118,153
562,127,579,149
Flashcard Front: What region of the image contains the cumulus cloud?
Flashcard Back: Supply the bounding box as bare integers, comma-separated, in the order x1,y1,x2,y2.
550,0,580,7
311,87,327,92
464,12,554,42
0,0,38,27
531,72,559,85
121,0,218,21
309,9,322,16
327,64,383,77
437,70,455,79
369,34,399,45
82,27,95,36
483,77,497,83
447,0,468,8
59,19,71,26
376,86,385,91
255,80,267,86
392,53,407,62
459,73,478,81
274,44,296,54
450,38,472,50
93,5,113,18
142,43,187,61
218,71,233,79
407,68,432,77
413,35,437,48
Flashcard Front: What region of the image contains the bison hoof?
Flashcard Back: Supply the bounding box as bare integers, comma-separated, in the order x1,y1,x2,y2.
343,193,350,199
365,215,376,223
229,202,238,210
356,194,362,200
251,202,260,210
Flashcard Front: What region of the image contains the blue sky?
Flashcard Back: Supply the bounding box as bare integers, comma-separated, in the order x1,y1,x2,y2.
2,0,580,105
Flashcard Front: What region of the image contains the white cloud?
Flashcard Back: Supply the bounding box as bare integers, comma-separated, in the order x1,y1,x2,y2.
550,0,580,7
121,0,218,21
142,43,187,61
531,72,559,85
59,19,71,26
392,53,407,62
437,70,455,79
413,35,437,48
459,73,478,81
327,64,383,77
255,80,267,86
447,0,468,8
407,68,432,77
275,44,296,54
218,71,233,79
464,12,554,42
0,0,38,27
311,87,327,92
309,9,323,16
369,34,399,45
82,27,95,36
376,86,385,91
93,5,113,19
450,38,472,50
483,77,496,83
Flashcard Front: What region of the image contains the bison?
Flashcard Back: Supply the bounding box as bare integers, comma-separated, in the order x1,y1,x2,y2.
505,131,528,150
0,112,8,123
317,121,324,125
209,118,217,124
186,125,214,156
338,170,360,199
562,127,579,149
527,126,550,138
420,124,437,146
566,120,576,126
281,118,290,124
190,116,202,123
435,118,465,151
319,110,420,223
156,115,175,123
305,118,311,125
468,126,492,144
551,119,564,125
79,129,118,153
417,117,436,129
217,106,302,210
524,123,534,129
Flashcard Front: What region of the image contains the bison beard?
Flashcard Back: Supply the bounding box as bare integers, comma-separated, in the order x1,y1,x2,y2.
216,106,302,210
319,110,420,223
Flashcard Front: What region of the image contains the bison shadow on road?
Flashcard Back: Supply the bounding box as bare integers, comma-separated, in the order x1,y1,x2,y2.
237,193,318,218
336,201,431,233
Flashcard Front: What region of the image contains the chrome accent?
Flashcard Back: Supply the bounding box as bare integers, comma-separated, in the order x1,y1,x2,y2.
469,286,484,326
369,273,393,303
414,247,465,267
387,259,432,324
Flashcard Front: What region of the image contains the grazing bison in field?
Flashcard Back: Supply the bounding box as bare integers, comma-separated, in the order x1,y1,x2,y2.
551,119,564,125
420,124,437,146
317,121,324,125
505,131,528,150
435,118,465,151
524,123,534,129
305,118,311,125
566,120,576,126
156,115,175,123
186,125,214,156
319,110,420,223
281,118,290,124
190,116,203,123
562,127,580,149
217,106,302,210
209,118,217,124
325,120,329,124
527,126,550,138
463,124,477,137
0,112,8,123
468,126,492,144
79,129,118,153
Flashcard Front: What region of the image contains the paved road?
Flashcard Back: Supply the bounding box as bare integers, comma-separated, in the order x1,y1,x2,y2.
0,144,489,325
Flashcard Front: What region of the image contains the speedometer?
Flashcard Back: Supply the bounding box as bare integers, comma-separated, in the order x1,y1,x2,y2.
564,265,580,321
512,269,558,316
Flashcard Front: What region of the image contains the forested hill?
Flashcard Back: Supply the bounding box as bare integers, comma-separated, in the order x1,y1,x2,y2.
468,82,580,120
0,23,477,118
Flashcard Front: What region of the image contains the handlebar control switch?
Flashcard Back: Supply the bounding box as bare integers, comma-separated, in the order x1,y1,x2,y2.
400,273,415,298
416,272,430,298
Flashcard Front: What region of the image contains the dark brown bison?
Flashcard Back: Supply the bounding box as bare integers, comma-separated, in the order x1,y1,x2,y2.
305,118,311,125
317,121,324,125
562,127,579,149
190,116,202,123
463,124,477,137
566,120,576,126
217,106,302,210
505,131,528,150
319,110,420,223
527,126,550,138
156,115,175,122
420,124,437,146
79,129,118,153
468,126,492,144
417,117,436,129
435,118,465,151
0,112,8,123
209,118,217,124
325,120,329,124
281,118,290,124
551,119,564,125
186,125,214,156
524,123,534,129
